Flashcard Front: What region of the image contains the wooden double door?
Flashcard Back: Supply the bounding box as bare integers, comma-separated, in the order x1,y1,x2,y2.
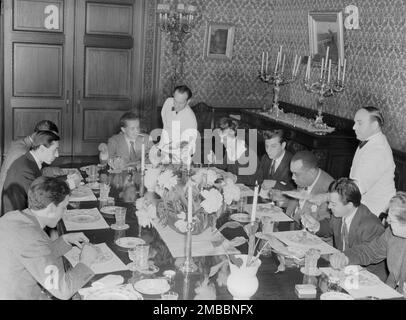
3,0,145,156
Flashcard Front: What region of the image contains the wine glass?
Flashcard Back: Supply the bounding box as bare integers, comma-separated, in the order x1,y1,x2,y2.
128,247,138,271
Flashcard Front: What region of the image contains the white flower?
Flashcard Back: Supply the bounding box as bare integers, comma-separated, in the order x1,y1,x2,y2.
135,197,157,227
201,188,223,213
206,169,218,186
157,169,178,190
144,168,162,192
177,211,186,220
223,180,240,205
174,219,188,233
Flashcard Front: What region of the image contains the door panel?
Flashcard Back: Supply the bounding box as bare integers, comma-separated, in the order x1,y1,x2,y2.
4,0,74,155
72,0,143,155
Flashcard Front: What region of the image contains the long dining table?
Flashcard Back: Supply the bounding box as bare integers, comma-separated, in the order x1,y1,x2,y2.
57,166,333,300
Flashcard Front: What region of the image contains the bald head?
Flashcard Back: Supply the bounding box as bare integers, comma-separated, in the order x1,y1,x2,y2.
353,107,382,141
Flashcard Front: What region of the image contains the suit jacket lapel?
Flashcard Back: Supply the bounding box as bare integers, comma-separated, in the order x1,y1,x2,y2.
273,152,288,179
347,207,362,248
119,134,130,159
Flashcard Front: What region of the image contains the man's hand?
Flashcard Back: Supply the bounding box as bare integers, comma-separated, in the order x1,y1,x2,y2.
62,232,89,248
262,179,276,190
301,213,320,233
308,193,329,206
79,244,98,267
329,252,349,270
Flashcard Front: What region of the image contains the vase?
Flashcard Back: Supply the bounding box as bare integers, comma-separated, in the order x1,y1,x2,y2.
226,254,262,300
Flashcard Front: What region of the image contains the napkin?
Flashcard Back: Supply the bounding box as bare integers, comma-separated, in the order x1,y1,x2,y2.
91,275,124,289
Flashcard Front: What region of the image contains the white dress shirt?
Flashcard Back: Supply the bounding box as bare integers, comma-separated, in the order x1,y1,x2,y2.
29,151,42,170
160,97,198,151
271,150,285,173
299,168,321,209
350,131,396,216
225,138,246,162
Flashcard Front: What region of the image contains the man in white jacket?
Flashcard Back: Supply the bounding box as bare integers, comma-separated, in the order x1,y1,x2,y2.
350,106,396,216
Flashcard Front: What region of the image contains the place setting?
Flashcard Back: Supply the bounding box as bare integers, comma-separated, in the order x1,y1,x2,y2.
62,208,109,231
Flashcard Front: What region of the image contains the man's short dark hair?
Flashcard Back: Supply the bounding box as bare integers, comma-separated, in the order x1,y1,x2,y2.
328,178,361,207
173,85,192,100
291,150,318,170
263,129,287,145
30,130,60,151
28,176,70,210
218,117,239,134
361,106,384,128
119,112,139,129
34,120,59,134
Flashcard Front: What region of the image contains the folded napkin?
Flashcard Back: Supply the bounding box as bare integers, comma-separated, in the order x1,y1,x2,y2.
78,275,125,297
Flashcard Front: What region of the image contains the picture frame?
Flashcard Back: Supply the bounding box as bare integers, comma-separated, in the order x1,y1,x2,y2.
204,22,235,60
308,11,344,64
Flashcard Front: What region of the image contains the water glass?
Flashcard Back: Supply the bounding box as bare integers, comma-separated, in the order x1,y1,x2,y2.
163,270,176,286
161,291,179,300
128,247,138,272
114,207,127,227
261,216,275,234
134,243,150,270
99,183,110,199
239,196,248,213
87,165,98,182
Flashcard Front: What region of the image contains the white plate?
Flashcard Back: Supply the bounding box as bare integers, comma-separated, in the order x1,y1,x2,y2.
65,213,100,223
320,292,354,300
230,213,251,223
100,206,121,215
133,278,170,295
85,286,143,300
115,237,145,248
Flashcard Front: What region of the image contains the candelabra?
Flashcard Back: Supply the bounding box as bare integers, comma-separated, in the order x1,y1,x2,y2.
303,50,347,128
258,47,301,115
157,1,199,86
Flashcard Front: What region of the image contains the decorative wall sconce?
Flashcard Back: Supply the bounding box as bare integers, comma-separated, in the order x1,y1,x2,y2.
157,1,199,86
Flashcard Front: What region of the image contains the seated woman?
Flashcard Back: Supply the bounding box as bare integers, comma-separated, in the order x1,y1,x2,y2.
210,117,258,186
330,191,406,293
106,112,153,169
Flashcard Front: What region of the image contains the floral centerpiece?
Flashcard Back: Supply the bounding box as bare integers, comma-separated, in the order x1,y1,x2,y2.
135,164,241,235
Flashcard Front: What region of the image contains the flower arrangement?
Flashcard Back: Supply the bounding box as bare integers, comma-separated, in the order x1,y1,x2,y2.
136,164,240,234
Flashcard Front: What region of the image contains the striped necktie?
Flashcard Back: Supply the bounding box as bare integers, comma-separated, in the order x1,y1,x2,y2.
341,219,349,251
269,159,276,177
129,141,136,162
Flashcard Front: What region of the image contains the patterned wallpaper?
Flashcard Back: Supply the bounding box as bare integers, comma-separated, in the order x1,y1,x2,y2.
151,0,406,151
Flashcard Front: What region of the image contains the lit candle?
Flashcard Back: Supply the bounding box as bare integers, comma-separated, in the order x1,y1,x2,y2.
281,54,286,74
274,51,280,73
337,58,341,81
278,46,283,70
187,183,193,223
325,46,329,70
251,182,259,224
141,143,145,173
295,55,302,77
265,51,269,74
306,56,311,80
292,55,297,77
342,59,347,83
320,58,324,80
327,59,332,84
261,51,264,74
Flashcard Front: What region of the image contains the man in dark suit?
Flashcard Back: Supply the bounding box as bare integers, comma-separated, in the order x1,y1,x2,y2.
256,129,295,192
301,177,387,281
285,150,334,223
2,131,61,215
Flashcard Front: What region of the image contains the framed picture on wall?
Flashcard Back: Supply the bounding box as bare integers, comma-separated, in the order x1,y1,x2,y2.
308,11,344,64
204,22,235,60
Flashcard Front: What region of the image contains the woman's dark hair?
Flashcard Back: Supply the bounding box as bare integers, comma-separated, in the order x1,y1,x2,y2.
28,176,70,210
217,117,239,135
173,85,192,100
328,177,361,207
30,130,60,151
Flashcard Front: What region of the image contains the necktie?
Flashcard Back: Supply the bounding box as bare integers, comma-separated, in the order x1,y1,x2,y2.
341,219,349,251
129,141,136,162
269,159,276,177
358,140,368,149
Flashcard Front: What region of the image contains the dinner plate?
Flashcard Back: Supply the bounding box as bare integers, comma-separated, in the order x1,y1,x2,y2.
65,213,100,223
133,278,170,295
85,286,143,300
100,206,121,215
320,292,354,300
115,237,145,248
230,213,251,223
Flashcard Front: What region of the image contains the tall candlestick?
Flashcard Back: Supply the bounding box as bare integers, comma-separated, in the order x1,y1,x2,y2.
292,55,297,77
261,51,264,74
187,183,193,223
342,59,347,83
141,143,145,173
324,46,329,70
327,59,332,84
278,46,283,70
306,56,311,80
295,55,302,77
251,182,259,224
337,58,341,81
320,58,324,80
274,50,280,73
281,54,286,74
265,51,269,74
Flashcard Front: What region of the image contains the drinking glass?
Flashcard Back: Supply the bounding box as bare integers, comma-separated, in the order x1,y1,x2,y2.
304,248,321,274
134,243,150,270
239,196,248,213
111,207,128,230
261,216,275,234
161,291,179,300
99,182,110,200
128,247,138,272
87,165,98,182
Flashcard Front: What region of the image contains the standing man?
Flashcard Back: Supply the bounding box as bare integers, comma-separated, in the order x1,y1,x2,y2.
350,106,396,216
160,85,198,161
255,129,295,192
